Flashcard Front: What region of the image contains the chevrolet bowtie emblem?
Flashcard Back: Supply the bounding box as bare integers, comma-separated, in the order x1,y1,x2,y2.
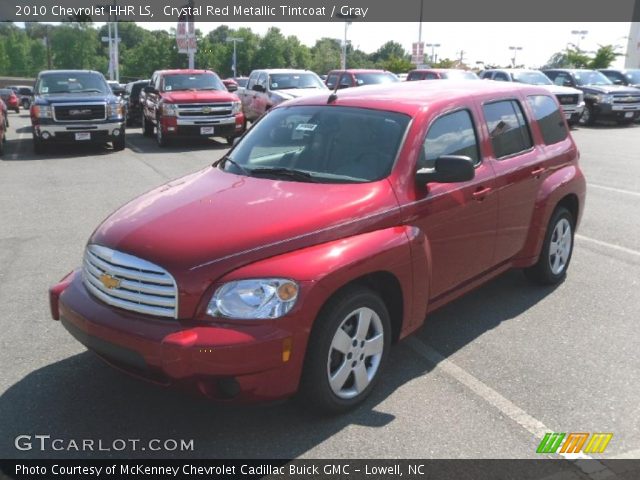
100,273,121,290
202,106,212,114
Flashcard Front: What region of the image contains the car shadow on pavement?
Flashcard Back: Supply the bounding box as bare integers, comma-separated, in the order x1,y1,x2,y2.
126,131,232,155
0,270,558,459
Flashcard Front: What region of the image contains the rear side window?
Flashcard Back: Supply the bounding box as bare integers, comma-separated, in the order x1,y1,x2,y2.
527,95,568,145
493,72,509,81
420,109,480,168
483,100,532,159
326,73,339,89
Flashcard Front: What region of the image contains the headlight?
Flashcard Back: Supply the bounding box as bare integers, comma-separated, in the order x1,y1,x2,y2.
32,105,52,118
207,278,299,319
596,94,613,104
231,100,241,114
107,103,124,118
160,102,178,117
577,93,584,104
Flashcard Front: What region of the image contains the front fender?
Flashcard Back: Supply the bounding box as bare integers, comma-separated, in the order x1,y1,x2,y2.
516,165,586,266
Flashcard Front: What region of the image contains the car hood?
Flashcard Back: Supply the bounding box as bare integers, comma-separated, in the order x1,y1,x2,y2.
271,88,327,100
541,85,583,95
579,84,640,94
160,90,238,103
90,167,400,313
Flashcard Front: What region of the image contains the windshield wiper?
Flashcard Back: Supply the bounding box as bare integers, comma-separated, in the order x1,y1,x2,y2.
250,167,316,183
215,155,251,176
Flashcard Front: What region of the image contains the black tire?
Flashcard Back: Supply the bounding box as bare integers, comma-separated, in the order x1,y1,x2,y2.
156,120,168,147
14,108,19,114
33,136,45,155
21,99,29,109
0,132,4,156
299,286,391,414
113,132,125,151
524,206,575,285
142,114,154,137
579,104,595,126
226,136,235,145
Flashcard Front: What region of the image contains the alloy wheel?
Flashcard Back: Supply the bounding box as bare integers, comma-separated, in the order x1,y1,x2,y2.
548,218,572,275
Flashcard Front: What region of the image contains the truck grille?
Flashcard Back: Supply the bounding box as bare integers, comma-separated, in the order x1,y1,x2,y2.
82,245,178,319
177,103,233,117
613,94,640,104
53,103,107,122
555,94,579,106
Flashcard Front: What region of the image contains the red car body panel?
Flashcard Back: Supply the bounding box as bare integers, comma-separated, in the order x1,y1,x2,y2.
51,81,586,402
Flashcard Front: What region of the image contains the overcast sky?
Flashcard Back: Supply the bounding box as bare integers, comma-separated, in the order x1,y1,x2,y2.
138,21,632,68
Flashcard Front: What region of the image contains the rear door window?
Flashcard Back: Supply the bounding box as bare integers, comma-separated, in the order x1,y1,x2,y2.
420,109,480,169
527,95,568,145
483,100,533,159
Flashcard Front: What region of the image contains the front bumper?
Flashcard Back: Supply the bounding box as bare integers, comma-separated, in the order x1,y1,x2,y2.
160,114,245,138
560,102,584,118
50,271,305,402
33,120,125,143
592,102,640,120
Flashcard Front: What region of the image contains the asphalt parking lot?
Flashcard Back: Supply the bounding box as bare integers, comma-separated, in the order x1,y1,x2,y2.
0,112,639,461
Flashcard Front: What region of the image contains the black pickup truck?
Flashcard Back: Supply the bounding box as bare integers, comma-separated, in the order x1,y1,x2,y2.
542,68,640,125
30,70,126,154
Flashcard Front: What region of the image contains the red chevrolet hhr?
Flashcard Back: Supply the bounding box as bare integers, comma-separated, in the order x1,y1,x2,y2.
50,80,586,412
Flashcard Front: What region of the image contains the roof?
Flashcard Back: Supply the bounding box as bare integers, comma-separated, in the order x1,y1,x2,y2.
251,69,316,74
328,69,391,74
38,70,103,76
410,68,470,73
155,69,216,75
282,80,551,117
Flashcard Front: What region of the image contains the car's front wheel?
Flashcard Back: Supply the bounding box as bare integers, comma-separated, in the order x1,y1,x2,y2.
156,121,168,147
525,206,574,285
142,114,154,137
21,99,29,110
300,286,391,413
579,105,595,126
113,132,125,151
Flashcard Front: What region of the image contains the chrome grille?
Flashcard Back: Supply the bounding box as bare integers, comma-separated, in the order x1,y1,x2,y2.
53,103,107,122
177,103,233,117
555,94,579,105
82,244,178,318
613,94,640,104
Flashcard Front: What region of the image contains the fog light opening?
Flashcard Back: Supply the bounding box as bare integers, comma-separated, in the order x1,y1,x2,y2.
41,131,51,140
112,128,121,137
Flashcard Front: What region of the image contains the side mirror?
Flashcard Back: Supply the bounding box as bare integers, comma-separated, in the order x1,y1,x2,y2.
416,155,475,185
226,84,238,93
562,80,573,87
143,86,157,94
252,84,265,93
613,79,623,85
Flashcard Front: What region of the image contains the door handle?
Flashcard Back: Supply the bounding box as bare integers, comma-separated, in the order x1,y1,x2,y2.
531,167,546,177
472,186,492,200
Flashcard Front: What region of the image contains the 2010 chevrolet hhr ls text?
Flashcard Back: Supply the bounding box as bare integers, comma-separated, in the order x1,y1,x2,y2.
50,81,586,412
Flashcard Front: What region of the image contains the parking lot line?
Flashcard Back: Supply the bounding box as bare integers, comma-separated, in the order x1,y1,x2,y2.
575,235,640,258
588,183,640,198
405,337,620,478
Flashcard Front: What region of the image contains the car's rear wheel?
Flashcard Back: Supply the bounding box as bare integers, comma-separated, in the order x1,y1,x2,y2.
525,206,574,285
142,115,154,137
21,99,29,109
299,286,391,413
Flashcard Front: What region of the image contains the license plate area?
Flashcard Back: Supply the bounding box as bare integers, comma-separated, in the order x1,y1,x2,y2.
200,126,214,135
75,132,91,141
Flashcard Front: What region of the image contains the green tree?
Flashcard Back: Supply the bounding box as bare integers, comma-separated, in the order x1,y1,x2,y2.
588,45,622,69
310,38,341,74
371,41,406,64
255,27,287,68
50,24,100,70
380,56,413,73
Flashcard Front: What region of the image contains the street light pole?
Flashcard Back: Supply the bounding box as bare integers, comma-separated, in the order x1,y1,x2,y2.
426,43,441,64
509,46,523,67
226,37,244,78
113,0,120,83
571,29,588,50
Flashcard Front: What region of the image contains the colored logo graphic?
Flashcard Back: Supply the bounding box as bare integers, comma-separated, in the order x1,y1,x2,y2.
537,433,613,454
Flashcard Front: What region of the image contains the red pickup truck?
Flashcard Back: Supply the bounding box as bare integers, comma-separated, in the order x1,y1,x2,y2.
140,69,245,147
51,81,585,412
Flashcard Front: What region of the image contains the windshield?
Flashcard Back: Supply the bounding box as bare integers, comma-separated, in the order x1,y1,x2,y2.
354,72,400,86
574,71,612,86
222,106,410,183
511,71,552,85
269,73,325,90
442,70,479,80
35,72,110,95
625,70,640,84
162,73,225,92
236,78,249,87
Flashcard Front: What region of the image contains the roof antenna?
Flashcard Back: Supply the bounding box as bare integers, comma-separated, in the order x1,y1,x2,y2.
327,82,339,104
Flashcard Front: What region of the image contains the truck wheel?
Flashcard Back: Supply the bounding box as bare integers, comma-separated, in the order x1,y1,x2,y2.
225,136,236,145
0,132,4,156
156,122,168,147
299,286,391,413
524,206,574,285
142,115,154,137
113,132,126,151
21,99,30,109
33,136,45,155
579,105,595,126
